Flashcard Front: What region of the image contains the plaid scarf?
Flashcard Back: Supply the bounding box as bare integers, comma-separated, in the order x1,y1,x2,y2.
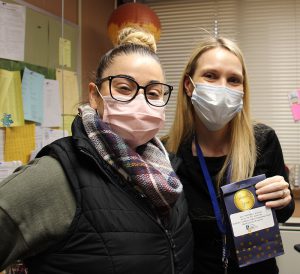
79,104,182,216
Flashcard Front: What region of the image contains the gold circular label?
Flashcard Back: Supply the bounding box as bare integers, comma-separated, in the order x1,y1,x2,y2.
234,189,255,211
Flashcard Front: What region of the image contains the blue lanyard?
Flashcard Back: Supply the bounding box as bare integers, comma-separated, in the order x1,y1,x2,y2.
195,138,226,234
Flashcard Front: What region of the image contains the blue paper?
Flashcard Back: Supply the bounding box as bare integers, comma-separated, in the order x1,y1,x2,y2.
22,67,45,123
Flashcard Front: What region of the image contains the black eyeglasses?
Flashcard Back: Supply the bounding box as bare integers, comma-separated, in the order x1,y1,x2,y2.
96,75,173,107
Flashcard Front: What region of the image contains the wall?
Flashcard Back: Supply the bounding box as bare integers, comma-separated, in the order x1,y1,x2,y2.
23,0,115,100
23,0,79,24
81,0,114,101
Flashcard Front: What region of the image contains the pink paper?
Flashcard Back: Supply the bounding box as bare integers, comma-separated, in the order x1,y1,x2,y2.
291,104,300,121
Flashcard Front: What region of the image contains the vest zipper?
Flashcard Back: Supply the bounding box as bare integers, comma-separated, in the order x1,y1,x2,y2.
79,148,176,274
139,194,176,274
165,229,176,274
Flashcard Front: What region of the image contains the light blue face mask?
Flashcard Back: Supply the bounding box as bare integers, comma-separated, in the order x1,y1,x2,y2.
189,77,244,131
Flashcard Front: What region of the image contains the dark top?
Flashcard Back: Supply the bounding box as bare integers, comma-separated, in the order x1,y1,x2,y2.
25,116,193,274
176,123,295,274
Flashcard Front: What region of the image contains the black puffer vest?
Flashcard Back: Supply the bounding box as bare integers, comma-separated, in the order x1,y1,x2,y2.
25,117,193,274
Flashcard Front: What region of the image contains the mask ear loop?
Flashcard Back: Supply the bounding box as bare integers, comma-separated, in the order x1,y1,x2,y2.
186,75,196,98
94,84,104,100
187,75,195,87
93,84,106,117
187,75,196,88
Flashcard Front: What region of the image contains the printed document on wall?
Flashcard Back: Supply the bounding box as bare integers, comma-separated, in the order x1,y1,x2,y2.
59,37,71,68
22,67,45,124
56,69,79,115
0,161,22,182
42,128,68,147
0,1,26,61
4,123,35,164
42,79,61,127
29,126,68,161
0,69,24,127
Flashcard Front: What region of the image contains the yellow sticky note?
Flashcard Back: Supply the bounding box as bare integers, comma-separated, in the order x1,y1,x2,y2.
56,69,80,115
4,123,36,164
59,37,71,68
0,69,24,127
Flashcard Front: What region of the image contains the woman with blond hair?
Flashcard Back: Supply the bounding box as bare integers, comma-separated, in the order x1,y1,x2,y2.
164,36,294,274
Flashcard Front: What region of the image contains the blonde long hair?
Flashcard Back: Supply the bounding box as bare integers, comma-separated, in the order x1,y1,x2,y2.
164,37,256,184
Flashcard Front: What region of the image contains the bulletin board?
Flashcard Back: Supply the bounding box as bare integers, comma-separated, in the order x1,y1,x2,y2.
0,0,79,70
0,0,80,166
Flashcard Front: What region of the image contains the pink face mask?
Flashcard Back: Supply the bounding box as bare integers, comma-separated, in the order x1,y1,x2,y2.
96,88,165,148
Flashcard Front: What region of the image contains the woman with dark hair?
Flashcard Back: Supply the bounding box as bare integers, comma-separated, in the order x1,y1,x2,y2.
0,28,193,274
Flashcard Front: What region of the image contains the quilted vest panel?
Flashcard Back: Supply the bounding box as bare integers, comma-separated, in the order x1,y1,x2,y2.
25,131,193,274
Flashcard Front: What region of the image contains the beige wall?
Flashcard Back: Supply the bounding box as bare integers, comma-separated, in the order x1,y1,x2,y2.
24,0,79,24
81,0,114,101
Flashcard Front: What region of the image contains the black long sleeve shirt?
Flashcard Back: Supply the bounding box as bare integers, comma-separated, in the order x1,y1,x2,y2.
176,123,295,274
